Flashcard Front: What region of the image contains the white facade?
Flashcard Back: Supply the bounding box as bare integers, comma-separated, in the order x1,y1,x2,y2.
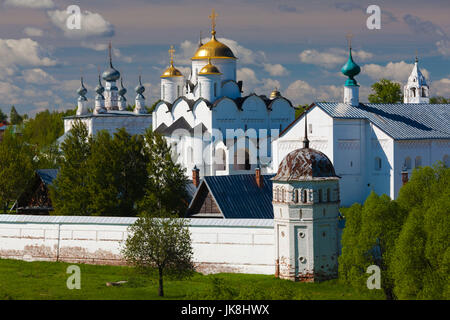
404,58,430,104
154,28,295,177
0,216,275,275
273,179,340,281
271,105,450,207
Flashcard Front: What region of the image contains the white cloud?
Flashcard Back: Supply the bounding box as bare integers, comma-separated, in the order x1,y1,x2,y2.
0,38,57,72
47,9,114,38
4,0,54,9
284,80,351,105
436,40,450,57
23,27,44,37
263,63,289,76
22,68,56,84
432,78,450,97
81,42,108,51
363,61,430,82
299,48,373,68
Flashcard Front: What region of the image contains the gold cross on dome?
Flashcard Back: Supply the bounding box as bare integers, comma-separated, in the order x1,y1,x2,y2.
209,9,218,33
168,45,175,65
346,32,353,49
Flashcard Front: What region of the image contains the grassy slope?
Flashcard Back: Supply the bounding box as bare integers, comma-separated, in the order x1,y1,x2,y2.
0,259,384,300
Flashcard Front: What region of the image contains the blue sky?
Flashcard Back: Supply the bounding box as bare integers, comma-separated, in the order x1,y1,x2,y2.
0,0,449,116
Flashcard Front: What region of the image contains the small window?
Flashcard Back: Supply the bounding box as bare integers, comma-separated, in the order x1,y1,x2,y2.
162,85,165,99
404,157,412,170
294,190,299,203
302,190,307,203
327,188,331,202
375,157,382,171
214,82,217,97
281,189,285,202
177,85,180,97
318,189,323,202
308,123,313,134
415,156,422,168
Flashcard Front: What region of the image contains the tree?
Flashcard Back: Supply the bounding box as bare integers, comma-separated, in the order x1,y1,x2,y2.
50,120,92,215
0,127,35,213
429,96,450,104
0,109,7,122
368,79,402,104
339,192,407,299
87,128,148,216
391,164,449,299
121,212,194,297
9,106,23,125
295,104,309,119
140,129,188,217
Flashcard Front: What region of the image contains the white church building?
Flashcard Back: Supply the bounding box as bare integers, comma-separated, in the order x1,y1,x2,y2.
152,11,295,177
272,47,450,207
63,43,152,137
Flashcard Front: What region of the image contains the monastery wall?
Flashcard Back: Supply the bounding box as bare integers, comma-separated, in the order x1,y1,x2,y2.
0,215,276,275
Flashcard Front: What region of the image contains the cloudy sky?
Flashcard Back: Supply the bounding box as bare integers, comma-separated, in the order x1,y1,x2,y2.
0,0,449,116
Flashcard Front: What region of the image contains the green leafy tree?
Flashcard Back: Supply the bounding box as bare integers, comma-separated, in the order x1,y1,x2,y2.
391,164,450,299
121,212,194,297
9,106,23,125
368,79,402,103
87,128,148,216
0,128,35,213
295,104,309,119
147,100,161,113
429,96,450,104
0,109,7,122
339,192,407,299
140,129,188,217
50,120,92,215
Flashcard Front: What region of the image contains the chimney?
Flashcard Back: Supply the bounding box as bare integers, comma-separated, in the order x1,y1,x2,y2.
401,169,409,186
192,166,200,188
255,166,263,188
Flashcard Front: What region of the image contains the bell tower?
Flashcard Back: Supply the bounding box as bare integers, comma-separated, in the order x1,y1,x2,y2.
273,115,341,282
404,56,430,104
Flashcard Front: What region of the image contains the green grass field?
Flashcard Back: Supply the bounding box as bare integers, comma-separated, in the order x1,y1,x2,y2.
0,258,385,300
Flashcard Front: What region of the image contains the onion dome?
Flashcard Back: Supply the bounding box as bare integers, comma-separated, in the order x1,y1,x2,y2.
102,42,121,82
77,77,87,101
95,75,105,95
199,58,222,75
192,9,236,60
270,88,281,100
274,148,338,181
161,45,183,78
135,76,145,97
341,47,360,86
118,77,127,96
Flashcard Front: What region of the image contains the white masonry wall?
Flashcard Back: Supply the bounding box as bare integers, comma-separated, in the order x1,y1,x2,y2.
0,215,275,275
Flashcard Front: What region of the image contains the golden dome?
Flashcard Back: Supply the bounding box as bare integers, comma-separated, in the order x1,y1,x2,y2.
192,33,236,60
199,58,222,75
270,88,281,100
161,63,183,78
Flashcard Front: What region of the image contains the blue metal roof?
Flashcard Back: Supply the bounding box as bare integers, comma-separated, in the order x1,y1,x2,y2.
36,169,58,186
314,102,450,140
198,174,274,219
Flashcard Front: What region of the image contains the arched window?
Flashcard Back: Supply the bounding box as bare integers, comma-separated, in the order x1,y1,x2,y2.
162,85,165,100
275,188,280,202
302,190,307,203
374,157,382,171
443,155,449,167
294,190,299,203
318,189,323,202
281,189,285,202
415,156,422,168
327,188,331,202
404,157,412,170
215,148,226,171
411,87,416,97
214,83,217,97
422,87,426,97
